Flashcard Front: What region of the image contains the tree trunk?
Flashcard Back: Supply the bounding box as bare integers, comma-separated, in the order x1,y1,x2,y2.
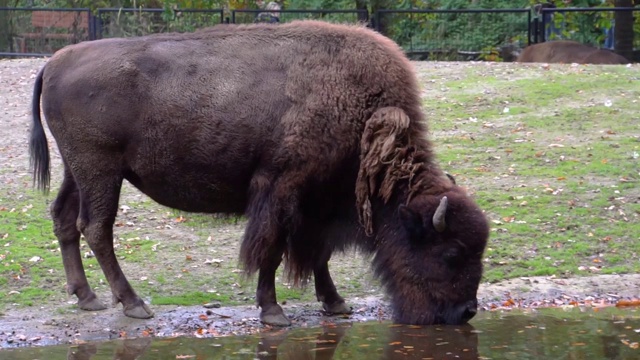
614,0,634,61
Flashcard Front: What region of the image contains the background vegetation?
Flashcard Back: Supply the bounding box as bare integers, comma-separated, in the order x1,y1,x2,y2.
0,0,638,60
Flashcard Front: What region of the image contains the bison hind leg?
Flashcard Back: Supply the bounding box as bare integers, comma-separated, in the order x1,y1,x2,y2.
72,157,152,319
52,168,107,311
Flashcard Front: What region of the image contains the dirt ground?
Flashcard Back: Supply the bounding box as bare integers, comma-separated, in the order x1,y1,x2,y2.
1,58,639,349
1,273,640,348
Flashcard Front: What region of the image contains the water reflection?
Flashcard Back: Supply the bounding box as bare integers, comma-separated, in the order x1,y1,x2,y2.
384,324,479,359
1,308,639,359
67,338,152,360
255,322,478,359
256,323,350,359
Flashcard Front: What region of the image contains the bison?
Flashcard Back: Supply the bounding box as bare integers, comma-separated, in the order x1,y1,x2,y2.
29,20,489,326
516,40,629,64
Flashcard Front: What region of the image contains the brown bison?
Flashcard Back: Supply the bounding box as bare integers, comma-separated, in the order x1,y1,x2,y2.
30,20,489,326
516,40,629,64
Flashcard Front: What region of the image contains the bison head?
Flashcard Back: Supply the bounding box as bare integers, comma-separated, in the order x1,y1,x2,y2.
376,188,489,325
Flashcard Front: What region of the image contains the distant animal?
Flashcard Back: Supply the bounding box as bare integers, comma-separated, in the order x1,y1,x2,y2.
254,1,281,23
516,40,629,64
30,20,489,327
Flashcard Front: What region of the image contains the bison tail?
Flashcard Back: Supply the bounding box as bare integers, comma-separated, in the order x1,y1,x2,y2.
29,66,50,194
355,107,416,236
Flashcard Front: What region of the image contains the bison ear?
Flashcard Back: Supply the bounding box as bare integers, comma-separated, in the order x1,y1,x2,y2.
398,205,425,240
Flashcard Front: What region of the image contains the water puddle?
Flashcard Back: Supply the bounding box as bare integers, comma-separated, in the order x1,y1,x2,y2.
2,307,639,359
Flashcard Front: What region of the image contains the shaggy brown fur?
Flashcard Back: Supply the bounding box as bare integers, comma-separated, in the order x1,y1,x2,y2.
357,107,416,235
30,20,488,326
517,40,629,64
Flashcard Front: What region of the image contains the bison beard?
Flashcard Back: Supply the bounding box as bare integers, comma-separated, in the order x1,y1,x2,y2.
29,20,489,327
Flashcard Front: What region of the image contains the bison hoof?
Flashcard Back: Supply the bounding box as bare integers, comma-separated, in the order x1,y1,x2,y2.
322,301,352,315
78,296,107,311
260,305,291,327
123,302,154,319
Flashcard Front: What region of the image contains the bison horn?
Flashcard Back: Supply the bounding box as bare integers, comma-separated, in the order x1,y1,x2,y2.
433,196,448,233
445,173,456,185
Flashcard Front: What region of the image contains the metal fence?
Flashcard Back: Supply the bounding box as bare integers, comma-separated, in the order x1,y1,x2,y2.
1,7,638,61
0,7,92,57
538,7,640,49
0,7,224,56
230,9,368,25
375,9,531,61
95,8,224,39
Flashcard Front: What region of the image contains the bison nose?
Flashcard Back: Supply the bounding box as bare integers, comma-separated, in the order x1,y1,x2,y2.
460,300,478,323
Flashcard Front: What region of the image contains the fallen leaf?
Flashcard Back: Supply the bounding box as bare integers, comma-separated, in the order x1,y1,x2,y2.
616,299,640,307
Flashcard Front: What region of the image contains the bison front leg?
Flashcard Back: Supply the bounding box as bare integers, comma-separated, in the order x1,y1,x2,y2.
314,261,352,315
52,169,106,311
242,174,300,326
75,169,152,319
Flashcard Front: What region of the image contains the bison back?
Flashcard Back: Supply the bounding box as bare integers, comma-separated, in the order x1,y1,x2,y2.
38,21,426,214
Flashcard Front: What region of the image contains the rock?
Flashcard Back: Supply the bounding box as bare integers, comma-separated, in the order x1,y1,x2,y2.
203,302,222,309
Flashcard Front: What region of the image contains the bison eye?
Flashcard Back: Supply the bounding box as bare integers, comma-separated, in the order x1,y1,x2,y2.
443,248,462,267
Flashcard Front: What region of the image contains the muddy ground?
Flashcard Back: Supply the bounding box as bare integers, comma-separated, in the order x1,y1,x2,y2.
1,58,639,349
2,273,640,348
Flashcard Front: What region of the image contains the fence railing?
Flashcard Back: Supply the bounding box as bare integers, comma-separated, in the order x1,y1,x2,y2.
375,9,530,61
538,7,639,49
0,6,638,61
231,9,368,25
0,7,92,57
95,8,224,39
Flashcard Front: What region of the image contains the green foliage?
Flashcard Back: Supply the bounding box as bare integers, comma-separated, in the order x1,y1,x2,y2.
8,0,637,58
384,2,531,60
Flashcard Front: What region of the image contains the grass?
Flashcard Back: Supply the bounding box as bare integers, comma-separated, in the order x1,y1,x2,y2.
425,63,640,283
0,61,638,313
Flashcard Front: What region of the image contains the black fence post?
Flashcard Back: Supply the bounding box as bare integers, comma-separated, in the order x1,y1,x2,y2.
527,10,531,46
530,17,538,44
88,10,95,40
95,9,103,40
540,9,547,42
